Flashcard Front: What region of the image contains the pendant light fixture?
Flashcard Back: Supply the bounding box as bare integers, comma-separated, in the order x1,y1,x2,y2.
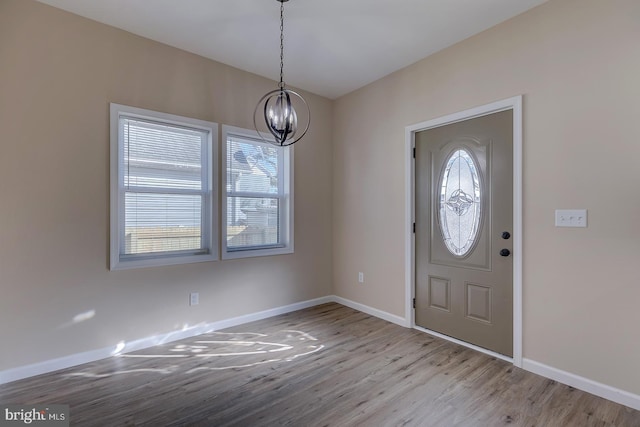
254,0,310,147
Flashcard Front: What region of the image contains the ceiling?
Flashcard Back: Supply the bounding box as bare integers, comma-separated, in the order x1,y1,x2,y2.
36,0,547,99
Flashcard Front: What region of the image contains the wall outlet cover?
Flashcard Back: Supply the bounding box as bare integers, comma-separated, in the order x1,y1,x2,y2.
190,292,199,306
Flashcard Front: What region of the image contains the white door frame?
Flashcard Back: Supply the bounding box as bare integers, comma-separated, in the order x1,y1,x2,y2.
405,95,523,367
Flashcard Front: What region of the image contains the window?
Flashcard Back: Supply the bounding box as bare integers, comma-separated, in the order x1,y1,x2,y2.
438,148,482,257
110,104,218,269
222,125,293,259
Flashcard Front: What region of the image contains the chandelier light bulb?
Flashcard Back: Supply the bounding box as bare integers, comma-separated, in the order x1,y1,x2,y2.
265,91,298,143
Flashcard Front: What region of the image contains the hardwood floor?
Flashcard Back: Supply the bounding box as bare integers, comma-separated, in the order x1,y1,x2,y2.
1,303,638,426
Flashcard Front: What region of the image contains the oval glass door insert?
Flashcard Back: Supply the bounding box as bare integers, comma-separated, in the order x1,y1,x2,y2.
439,148,482,257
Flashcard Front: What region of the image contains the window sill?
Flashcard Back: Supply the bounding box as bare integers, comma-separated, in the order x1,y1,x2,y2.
110,253,217,271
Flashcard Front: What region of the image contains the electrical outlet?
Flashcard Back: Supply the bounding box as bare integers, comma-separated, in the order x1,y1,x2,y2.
555,209,587,227
190,292,199,306
358,272,364,283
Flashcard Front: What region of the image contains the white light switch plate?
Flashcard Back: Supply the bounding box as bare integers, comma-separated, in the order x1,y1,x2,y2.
555,209,587,227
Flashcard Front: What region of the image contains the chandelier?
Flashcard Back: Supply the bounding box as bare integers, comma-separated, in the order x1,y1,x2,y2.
254,0,310,147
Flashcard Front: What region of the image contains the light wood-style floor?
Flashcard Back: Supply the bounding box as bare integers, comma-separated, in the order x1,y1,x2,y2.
1,303,638,426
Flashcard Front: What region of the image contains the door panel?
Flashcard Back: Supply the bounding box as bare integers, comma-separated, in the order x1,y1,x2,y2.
415,110,513,357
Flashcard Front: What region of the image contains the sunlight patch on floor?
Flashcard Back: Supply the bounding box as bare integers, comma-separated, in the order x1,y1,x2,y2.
63,330,324,378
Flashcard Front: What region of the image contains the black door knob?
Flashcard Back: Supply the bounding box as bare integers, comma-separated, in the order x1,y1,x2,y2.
501,231,511,239
500,248,511,257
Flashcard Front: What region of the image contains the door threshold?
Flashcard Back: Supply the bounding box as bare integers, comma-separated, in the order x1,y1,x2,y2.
414,325,513,364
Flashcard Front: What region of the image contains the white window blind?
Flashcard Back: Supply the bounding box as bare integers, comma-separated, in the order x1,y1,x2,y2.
110,104,217,269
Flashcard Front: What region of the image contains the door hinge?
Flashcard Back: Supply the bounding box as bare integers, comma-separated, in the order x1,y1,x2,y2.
413,222,416,233
413,298,416,309
413,147,416,158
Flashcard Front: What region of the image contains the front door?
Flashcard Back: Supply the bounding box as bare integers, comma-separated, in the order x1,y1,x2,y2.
415,110,513,357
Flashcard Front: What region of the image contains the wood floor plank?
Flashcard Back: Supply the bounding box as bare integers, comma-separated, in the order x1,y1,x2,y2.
1,303,638,426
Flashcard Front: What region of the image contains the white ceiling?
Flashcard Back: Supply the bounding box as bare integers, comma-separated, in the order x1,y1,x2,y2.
36,0,547,99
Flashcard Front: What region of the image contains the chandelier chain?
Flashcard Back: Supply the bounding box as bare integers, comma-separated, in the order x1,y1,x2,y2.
279,0,285,88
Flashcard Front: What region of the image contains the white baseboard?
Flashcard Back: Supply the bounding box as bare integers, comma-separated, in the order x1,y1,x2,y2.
206,295,334,331
332,295,409,327
4,295,639,414
0,295,333,385
522,358,640,411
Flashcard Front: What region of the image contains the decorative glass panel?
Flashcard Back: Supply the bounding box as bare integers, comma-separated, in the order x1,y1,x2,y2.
439,148,482,257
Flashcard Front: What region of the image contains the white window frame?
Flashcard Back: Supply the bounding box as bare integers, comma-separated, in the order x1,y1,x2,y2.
110,103,218,270
221,125,294,259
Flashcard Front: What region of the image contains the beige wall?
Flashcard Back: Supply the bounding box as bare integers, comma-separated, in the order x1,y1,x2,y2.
2,0,640,401
0,0,332,371
333,0,640,395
